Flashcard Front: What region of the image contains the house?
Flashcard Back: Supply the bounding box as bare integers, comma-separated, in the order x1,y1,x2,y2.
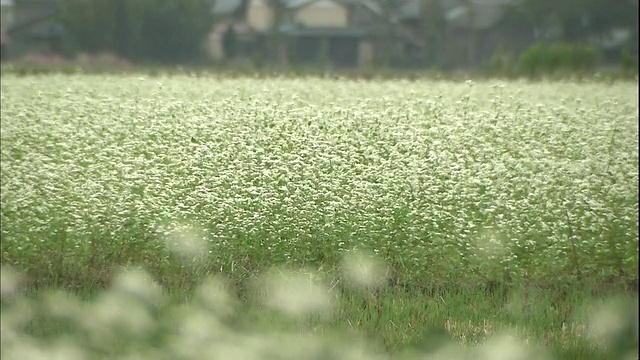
1,0,62,58
2,0,15,30
354,0,425,66
1,0,14,58
209,0,424,68
208,0,248,59
280,0,371,68
440,0,531,68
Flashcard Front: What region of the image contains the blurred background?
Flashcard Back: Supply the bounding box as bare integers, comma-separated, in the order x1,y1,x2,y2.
1,0,638,75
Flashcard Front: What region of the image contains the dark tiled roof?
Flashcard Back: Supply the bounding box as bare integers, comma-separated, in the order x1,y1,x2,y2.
281,25,368,37
445,1,507,30
212,0,243,15
283,0,316,9
14,0,58,8
342,0,423,21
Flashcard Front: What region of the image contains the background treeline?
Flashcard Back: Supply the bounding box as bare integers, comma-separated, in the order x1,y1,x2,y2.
495,0,638,75
7,0,639,75
57,0,213,63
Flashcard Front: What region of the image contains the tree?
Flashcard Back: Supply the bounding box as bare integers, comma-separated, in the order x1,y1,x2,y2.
58,0,214,63
223,25,238,59
57,0,119,53
264,0,288,67
138,0,213,63
511,0,638,43
420,0,446,67
370,0,412,67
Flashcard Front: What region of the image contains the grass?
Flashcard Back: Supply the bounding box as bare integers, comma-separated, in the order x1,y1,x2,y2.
2,60,638,83
1,73,638,359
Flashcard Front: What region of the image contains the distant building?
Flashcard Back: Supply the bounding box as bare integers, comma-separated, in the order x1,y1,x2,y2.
1,0,15,59
209,0,425,68
2,0,15,29
1,0,62,58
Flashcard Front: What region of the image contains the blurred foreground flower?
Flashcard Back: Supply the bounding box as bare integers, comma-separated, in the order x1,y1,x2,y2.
259,269,335,318
340,250,388,291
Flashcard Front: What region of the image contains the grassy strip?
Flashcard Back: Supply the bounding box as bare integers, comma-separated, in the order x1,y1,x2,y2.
3,266,638,359
1,60,638,82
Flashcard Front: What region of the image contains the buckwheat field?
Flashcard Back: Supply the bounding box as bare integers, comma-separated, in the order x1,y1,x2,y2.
1,74,638,359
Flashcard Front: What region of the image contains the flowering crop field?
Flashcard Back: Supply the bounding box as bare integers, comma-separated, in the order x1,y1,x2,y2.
1,75,638,290
1,74,638,359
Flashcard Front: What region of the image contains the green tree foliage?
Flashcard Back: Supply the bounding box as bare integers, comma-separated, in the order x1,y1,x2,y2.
58,0,213,63
265,0,288,66
519,42,599,76
222,25,238,60
420,0,446,67
511,0,638,43
370,0,411,67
